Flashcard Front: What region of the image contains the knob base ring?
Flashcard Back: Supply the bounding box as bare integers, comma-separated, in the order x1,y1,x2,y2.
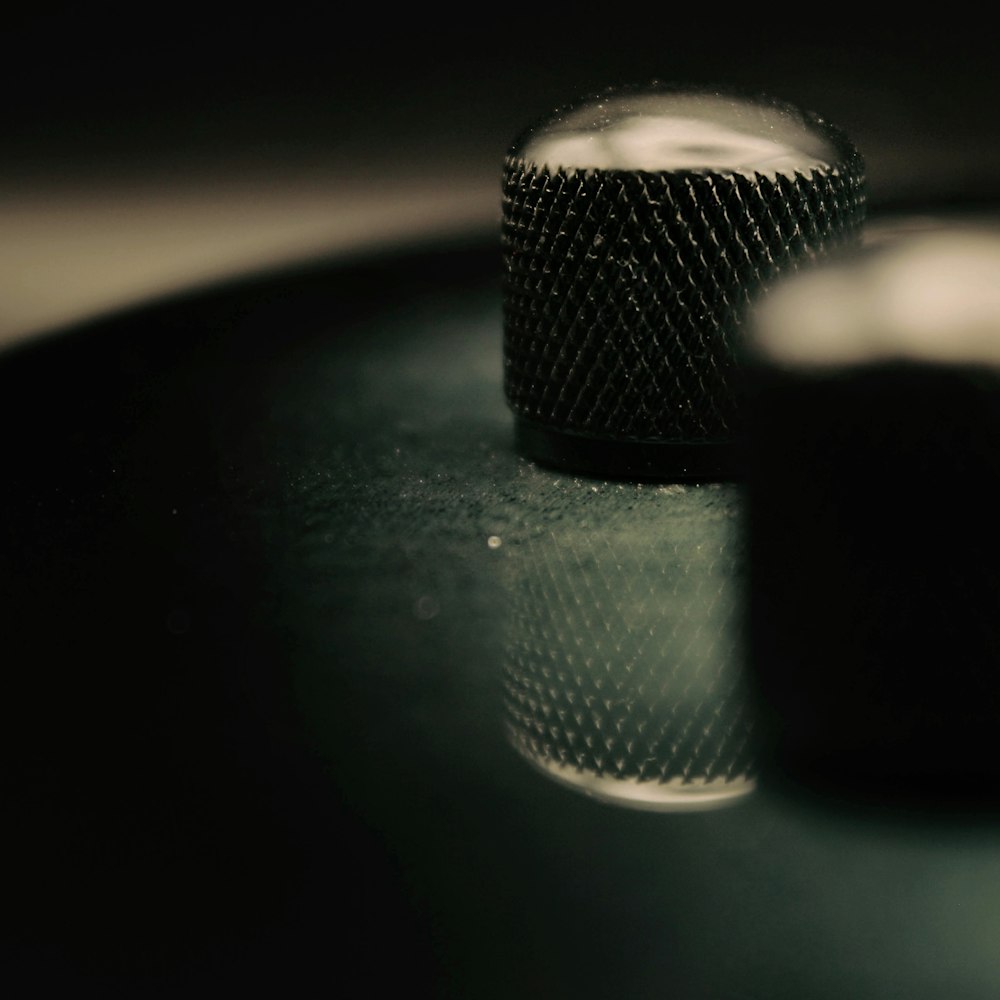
515,417,743,482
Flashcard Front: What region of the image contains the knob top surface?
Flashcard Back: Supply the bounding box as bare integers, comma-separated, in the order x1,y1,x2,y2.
519,89,838,177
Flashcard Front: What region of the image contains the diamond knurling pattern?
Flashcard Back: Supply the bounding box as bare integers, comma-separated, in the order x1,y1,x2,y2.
503,525,755,787
502,156,866,441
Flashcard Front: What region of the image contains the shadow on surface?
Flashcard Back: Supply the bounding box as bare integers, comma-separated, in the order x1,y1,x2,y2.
1,235,499,993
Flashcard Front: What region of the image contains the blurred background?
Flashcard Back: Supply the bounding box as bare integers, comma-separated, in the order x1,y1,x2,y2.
2,9,998,346
6,11,1000,997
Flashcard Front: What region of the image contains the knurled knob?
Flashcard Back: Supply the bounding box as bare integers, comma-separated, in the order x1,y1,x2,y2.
501,83,866,480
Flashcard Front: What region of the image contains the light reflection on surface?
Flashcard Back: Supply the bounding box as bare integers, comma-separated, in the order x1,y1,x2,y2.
521,91,835,176
0,172,495,349
502,487,755,811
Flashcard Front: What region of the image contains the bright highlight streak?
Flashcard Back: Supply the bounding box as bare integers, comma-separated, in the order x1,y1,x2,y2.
521,92,835,177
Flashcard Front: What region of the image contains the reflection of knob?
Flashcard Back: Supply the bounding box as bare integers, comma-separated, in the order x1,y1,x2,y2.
502,83,866,480
746,224,1000,807
503,489,755,810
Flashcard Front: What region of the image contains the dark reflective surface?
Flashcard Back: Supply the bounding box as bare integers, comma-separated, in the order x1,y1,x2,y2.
503,485,755,809
6,233,1000,997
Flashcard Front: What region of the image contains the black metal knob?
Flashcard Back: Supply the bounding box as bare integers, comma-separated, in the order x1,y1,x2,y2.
501,83,866,480
745,223,1000,810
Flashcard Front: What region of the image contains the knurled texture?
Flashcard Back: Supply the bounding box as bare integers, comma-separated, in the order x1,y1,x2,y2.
502,140,866,442
503,521,755,790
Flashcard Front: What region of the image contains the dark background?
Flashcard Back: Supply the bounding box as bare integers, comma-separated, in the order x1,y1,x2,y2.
4,11,999,206
4,10,998,346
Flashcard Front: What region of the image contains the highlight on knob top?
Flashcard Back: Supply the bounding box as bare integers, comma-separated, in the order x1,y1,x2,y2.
519,90,836,177
501,82,866,482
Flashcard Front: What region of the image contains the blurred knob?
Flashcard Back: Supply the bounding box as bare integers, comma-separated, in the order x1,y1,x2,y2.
501,83,866,481
745,223,1000,810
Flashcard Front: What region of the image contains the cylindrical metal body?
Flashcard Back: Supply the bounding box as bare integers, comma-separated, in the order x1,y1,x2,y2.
502,83,866,480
